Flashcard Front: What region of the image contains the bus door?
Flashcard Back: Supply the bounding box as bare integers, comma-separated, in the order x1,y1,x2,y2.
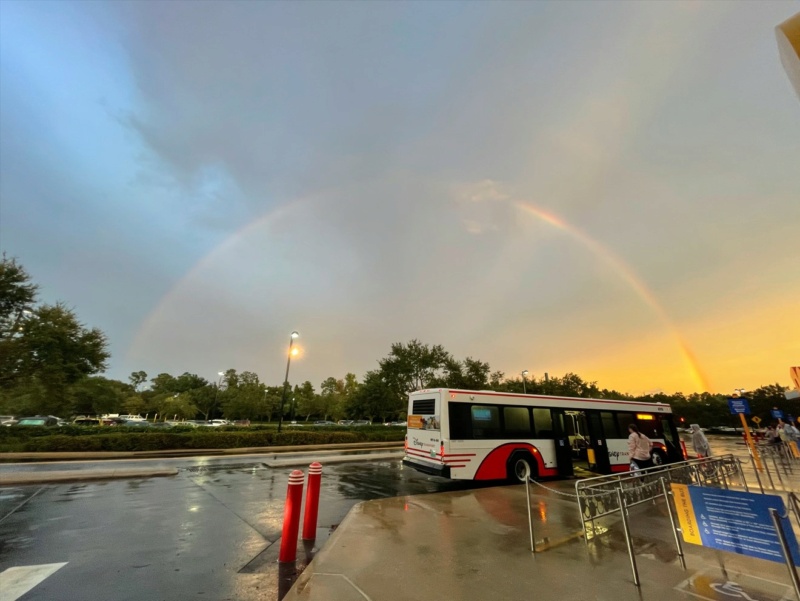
586,410,611,473
551,409,574,478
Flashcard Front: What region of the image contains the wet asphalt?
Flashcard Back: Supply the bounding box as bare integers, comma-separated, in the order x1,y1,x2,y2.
0,454,488,601
0,435,760,601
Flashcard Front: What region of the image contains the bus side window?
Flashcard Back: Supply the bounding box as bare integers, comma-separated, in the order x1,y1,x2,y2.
503,407,531,436
471,405,501,439
616,412,635,436
449,403,473,439
601,412,618,438
533,408,553,437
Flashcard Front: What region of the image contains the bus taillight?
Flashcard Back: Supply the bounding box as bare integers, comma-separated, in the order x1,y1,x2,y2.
680,440,688,460
404,436,408,452
440,442,445,460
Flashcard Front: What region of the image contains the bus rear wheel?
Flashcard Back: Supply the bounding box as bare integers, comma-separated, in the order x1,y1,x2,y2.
651,449,668,466
509,453,537,482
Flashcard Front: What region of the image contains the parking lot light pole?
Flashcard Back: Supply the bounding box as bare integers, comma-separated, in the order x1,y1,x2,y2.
521,370,529,394
277,332,299,433
211,371,224,421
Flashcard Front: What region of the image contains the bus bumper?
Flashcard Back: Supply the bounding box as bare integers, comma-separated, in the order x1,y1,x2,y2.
403,458,450,478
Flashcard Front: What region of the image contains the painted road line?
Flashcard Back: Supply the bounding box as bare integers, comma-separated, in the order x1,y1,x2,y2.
0,562,67,601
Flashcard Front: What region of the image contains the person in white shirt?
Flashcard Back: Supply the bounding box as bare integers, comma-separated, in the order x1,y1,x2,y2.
627,424,653,470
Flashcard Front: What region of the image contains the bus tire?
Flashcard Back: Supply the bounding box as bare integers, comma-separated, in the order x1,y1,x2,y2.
651,449,668,466
508,452,537,483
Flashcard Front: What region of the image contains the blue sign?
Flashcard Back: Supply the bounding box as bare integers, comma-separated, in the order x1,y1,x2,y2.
772,409,784,419
672,484,800,565
728,398,751,415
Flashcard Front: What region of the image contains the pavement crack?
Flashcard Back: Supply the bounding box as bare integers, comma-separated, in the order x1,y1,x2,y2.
0,486,46,525
187,476,272,541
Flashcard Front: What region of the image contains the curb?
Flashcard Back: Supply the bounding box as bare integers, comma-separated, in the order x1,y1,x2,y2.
0,468,180,486
0,441,403,463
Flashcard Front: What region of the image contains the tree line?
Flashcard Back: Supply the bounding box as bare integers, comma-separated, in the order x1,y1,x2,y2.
1,255,794,425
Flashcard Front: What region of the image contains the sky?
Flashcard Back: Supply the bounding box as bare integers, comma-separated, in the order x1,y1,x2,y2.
1,1,798,396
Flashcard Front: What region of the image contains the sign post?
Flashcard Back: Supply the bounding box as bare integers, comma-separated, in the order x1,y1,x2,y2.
729,398,762,471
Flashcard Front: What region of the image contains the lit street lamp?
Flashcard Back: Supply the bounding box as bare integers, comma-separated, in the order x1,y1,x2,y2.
277,331,300,433
521,370,529,395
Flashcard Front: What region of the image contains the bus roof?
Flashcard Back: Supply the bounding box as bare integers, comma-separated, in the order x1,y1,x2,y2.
410,388,672,410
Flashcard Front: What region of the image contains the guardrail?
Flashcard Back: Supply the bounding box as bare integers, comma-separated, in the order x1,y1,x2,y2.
575,454,747,542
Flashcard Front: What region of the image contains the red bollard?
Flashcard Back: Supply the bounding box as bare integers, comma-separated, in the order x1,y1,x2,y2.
279,469,305,563
302,462,323,541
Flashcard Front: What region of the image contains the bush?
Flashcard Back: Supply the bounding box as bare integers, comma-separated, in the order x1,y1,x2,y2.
0,427,403,453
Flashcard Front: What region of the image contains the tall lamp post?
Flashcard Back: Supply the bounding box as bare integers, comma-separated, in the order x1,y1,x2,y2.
521,370,529,395
277,331,299,433
211,371,224,421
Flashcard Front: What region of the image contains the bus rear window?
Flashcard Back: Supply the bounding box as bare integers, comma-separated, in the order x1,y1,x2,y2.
413,399,436,414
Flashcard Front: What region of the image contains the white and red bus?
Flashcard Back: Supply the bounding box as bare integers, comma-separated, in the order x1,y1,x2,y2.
402,389,684,481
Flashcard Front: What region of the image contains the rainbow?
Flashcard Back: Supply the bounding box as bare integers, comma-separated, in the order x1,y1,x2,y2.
128,196,709,392
514,201,709,392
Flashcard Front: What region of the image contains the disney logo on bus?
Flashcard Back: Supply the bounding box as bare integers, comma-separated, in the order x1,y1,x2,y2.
412,437,435,449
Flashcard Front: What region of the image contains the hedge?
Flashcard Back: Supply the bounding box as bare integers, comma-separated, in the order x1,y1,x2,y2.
0,427,405,453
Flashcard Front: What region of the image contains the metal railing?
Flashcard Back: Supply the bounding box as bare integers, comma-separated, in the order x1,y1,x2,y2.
575,454,746,542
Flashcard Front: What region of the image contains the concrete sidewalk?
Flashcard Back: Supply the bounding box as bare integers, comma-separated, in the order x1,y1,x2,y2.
285,480,799,601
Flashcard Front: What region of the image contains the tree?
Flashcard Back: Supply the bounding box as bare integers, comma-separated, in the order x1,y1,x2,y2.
122,395,146,416
129,371,148,392
70,376,130,416
347,370,397,422
8,303,109,415
0,257,110,417
294,381,319,421
221,371,266,420
379,340,452,393
0,255,37,340
158,393,199,420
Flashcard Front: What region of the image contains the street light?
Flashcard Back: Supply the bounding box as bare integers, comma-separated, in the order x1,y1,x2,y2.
211,371,224,421
521,370,529,395
277,331,300,433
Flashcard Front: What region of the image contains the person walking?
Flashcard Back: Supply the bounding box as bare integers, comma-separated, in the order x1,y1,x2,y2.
628,424,653,470
766,425,781,445
786,421,800,442
690,424,711,458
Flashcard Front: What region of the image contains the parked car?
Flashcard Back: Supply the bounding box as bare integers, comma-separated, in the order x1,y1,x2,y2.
204,419,231,427
385,421,407,427
353,420,371,426
123,419,150,427
337,420,353,426
15,416,61,427
73,417,102,426
313,420,336,427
